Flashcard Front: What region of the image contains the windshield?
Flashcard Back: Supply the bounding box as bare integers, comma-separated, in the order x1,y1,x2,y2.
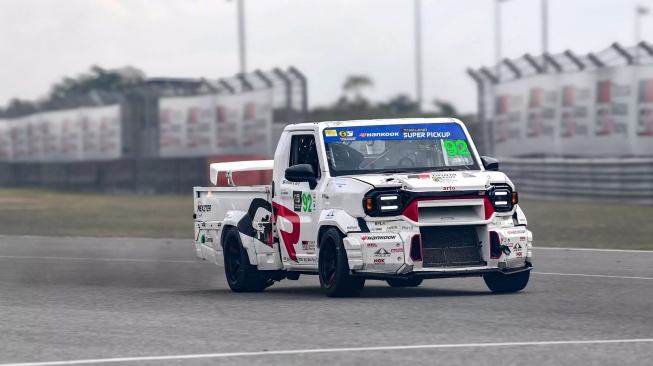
323,123,479,176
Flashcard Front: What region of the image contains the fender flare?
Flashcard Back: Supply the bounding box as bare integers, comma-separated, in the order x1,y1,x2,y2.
220,211,259,266
317,209,368,249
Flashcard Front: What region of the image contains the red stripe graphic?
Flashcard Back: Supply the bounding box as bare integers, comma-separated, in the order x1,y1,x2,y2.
272,202,300,261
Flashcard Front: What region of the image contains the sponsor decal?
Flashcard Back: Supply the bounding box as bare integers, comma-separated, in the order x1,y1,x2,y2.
280,188,289,195
514,243,523,251
293,191,302,212
325,210,335,219
402,131,451,139
516,252,523,257
442,186,455,191
346,226,359,230
367,243,378,248
391,248,403,253
293,191,315,212
401,225,414,230
520,237,526,241
301,240,316,251
386,226,398,230
432,173,457,181
196,202,211,217
282,179,300,186
371,227,383,232
374,248,391,257
323,123,466,143
360,132,400,138
507,229,526,234
298,257,317,263
361,235,396,240
374,258,385,264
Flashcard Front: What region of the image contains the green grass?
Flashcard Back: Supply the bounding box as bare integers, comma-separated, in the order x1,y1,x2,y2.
0,189,193,239
518,199,653,250
0,189,651,249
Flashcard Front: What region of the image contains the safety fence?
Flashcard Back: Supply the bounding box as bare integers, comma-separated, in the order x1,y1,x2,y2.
500,157,653,204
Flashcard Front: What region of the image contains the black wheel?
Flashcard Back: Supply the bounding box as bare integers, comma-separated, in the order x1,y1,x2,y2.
223,227,272,292
386,278,423,287
483,270,530,293
318,228,365,297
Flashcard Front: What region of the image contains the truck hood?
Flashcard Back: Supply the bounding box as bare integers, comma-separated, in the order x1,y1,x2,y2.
351,171,510,192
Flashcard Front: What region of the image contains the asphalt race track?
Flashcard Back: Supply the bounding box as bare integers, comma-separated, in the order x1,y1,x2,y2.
1,236,652,366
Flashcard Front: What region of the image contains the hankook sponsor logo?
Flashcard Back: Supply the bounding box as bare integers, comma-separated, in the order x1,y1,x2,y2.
359,132,400,138
361,235,396,240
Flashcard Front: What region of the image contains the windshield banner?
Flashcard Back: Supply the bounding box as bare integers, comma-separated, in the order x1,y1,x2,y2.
322,123,466,143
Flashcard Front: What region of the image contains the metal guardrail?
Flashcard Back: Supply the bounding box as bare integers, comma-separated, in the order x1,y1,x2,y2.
500,158,653,204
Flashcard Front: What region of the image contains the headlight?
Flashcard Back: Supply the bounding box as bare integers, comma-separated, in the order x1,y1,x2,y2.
363,192,405,216
377,194,403,212
489,185,516,212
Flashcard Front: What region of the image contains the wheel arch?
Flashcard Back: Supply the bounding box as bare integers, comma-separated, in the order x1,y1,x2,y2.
317,225,343,249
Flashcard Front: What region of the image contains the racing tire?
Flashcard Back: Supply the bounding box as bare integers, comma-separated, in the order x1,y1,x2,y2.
318,228,365,298
223,227,273,293
386,278,423,287
483,270,530,293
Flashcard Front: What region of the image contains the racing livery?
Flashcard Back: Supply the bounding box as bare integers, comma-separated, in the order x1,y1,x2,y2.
193,118,533,297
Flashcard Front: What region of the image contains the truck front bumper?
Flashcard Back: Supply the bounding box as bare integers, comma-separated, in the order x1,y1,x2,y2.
351,262,532,280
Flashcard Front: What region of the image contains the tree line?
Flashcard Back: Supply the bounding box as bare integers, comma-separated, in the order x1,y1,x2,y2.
0,67,467,122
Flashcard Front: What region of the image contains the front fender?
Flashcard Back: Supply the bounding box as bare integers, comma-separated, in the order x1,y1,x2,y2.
318,209,363,235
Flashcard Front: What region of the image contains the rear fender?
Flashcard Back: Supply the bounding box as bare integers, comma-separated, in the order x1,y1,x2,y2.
220,211,259,266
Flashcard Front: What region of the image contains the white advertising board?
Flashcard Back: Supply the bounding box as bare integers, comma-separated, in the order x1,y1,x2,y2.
493,79,527,157
9,118,29,161
215,89,273,156
92,105,121,160
487,64,653,157
158,90,273,157
558,71,596,155
593,66,634,156
634,66,653,155
524,74,558,155
0,104,122,163
159,95,215,157
0,121,11,161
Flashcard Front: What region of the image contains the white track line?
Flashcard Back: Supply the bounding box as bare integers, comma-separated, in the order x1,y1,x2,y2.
533,272,653,280
0,256,199,264
535,247,653,253
1,338,652,366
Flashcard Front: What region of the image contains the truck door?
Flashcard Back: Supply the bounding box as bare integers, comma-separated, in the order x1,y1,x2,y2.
274,132,323,269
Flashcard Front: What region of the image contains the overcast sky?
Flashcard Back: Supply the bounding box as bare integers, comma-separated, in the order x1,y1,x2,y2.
1,0,653,114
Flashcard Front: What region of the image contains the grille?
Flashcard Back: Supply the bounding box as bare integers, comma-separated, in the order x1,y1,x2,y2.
420,226,483,268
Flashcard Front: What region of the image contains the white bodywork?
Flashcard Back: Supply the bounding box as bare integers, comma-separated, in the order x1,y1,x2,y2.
193,118,533,279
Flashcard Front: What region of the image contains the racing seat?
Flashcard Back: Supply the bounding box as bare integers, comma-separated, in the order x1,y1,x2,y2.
330,143,365,170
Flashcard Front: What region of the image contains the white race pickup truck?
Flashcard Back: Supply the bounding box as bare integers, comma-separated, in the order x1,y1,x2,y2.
193,118,533,297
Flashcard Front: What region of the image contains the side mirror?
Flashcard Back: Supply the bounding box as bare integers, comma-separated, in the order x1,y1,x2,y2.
481,156,499,171
284,164,317,189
